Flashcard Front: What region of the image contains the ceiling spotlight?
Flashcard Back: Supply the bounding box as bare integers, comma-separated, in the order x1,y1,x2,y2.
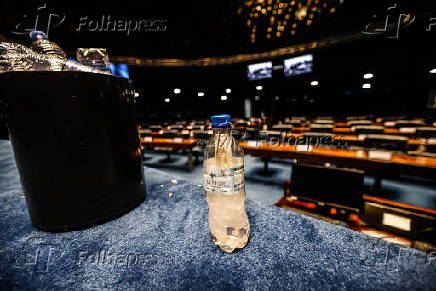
363,73,374,79
310,80,319,86
221,95,228,101
173,88,181,94
362,83,371,89
164,98,170,103
430,68,436,74
256,85,263,91
225,88,232,93
134,92,139,97
198,92,204,97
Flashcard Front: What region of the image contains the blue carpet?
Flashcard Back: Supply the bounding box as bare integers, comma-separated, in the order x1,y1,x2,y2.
0,140,435,289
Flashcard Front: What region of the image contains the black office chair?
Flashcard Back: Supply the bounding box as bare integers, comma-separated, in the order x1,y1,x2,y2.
139,129,152,137
352,125,384,135
415,127,436,139
393,120,426,129
169,125,183,131
309,124,334,133
244,127,260,140
285,119,303,127
289,163,364,214
149,125,162,132
192,125,205,131
192,130,209,140
362,134,408,153
272,124,293,133
162,130,179,139
425,144,436,154
181,129,191,139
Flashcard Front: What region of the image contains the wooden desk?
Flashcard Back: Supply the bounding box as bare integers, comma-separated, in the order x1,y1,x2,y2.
284,133,425,147
240,141,436,179
141,138,199,171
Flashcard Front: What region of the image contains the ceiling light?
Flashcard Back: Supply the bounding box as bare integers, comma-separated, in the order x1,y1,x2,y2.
430,68,436,74
134,92,139,97
225,88,232,93
256,85,263,91
198,92,204,97
362,83,371,89
173,88,181,94
164,98,170,103
363,73,374,79
221,95,228,101
310,80,319,86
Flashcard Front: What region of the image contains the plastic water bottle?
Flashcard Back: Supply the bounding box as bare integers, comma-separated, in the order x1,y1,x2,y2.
203,114,250,253
0,42,53,72
29,31,66,58
29,31,66,71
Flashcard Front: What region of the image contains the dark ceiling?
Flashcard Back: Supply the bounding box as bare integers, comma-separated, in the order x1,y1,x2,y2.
1,0,435,60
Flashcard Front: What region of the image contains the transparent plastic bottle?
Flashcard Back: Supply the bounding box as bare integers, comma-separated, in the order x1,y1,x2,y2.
29,31,66,71
0,42,53,72
203,114,250,253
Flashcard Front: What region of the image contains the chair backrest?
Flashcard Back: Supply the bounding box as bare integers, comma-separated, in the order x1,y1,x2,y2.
192,125,205,131
149,125,162,132
169,125,183,131
310,124,334,133
244,127,260,140
416,127,436,139
393,120,426,129
425,144,436,154
272,124,293,132
285,119,303,127
352,125,384,135
290,163,364,213
192,130,209,140
162,130,179,138
363,134,409,152
139,129,152,137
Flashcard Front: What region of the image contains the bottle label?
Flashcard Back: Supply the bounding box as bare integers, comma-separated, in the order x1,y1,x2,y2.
203,165,245,194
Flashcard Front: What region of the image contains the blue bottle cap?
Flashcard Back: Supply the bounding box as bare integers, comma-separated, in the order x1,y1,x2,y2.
211,114,231,128
30,31,48,40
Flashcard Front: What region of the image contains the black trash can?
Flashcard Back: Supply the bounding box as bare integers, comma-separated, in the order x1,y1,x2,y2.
0,71,146,231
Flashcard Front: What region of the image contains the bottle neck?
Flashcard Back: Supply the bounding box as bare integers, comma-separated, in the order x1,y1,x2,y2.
212,128,231,135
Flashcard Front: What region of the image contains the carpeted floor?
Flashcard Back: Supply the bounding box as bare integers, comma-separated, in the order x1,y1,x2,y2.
0,140,435,289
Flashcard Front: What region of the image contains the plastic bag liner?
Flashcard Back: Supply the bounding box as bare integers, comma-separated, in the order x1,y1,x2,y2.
0,71,146,231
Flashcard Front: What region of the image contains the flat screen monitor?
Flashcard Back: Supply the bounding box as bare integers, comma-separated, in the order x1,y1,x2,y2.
247,61,272,80
283,54,313,77
110,63,129,79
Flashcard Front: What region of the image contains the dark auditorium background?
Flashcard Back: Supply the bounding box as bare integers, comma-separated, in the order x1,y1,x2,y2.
1,1,436,288
1,1,435,123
